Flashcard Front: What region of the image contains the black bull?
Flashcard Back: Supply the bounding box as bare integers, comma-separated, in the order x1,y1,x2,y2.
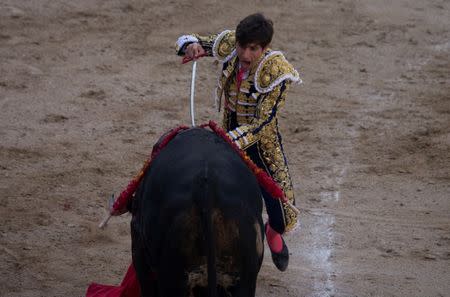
131,128,265,297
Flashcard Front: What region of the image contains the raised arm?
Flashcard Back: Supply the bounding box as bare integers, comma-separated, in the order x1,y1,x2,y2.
175,30,236,62
175,34,217,57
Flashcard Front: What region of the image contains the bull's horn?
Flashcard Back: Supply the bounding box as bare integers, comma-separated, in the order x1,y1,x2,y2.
98,214,112,229
98,194,115,229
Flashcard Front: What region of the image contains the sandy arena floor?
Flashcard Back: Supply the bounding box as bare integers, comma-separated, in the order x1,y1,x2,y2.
1,0,449,296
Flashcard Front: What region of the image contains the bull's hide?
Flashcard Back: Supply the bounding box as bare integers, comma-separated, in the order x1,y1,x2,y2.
131,127,265,297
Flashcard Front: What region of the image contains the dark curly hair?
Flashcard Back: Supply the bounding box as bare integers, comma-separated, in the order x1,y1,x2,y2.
236,13,274,48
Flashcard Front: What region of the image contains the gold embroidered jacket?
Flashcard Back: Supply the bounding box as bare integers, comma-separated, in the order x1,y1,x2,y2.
176,30,301,231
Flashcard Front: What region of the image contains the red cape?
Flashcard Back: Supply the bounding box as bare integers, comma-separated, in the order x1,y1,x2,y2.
86,264,140,297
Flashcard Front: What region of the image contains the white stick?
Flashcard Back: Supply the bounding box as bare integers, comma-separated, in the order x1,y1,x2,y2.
190,61,197,127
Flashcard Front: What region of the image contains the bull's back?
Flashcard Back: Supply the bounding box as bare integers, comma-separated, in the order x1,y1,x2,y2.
132,128,263,295
147,128,261,206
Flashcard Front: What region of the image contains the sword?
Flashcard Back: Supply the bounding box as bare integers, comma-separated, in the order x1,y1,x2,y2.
182,53,206,127
189,60,197,127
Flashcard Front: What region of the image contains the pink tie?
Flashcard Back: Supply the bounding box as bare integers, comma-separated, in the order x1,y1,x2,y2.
236,68,246,91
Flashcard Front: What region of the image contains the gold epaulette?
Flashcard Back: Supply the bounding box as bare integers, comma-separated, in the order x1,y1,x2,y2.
255,51,301,93
212,30,236,63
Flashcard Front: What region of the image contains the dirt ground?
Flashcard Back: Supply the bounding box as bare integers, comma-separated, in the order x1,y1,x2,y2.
1,0,449,296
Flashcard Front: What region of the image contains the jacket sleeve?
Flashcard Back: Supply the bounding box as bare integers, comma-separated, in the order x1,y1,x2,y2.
227,81,290,150
175,34,217,56
175,30,236,61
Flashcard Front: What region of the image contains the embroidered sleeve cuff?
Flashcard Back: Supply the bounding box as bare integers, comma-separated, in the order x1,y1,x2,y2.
227,126,258,150
176,35,199,55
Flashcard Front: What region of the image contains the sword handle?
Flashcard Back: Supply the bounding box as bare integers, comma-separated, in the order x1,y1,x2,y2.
182,53,207,64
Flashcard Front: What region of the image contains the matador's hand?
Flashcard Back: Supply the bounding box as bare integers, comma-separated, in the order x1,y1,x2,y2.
185,43,206,60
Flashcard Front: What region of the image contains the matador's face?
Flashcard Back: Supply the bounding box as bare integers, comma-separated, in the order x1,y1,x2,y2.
236,42,267,71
